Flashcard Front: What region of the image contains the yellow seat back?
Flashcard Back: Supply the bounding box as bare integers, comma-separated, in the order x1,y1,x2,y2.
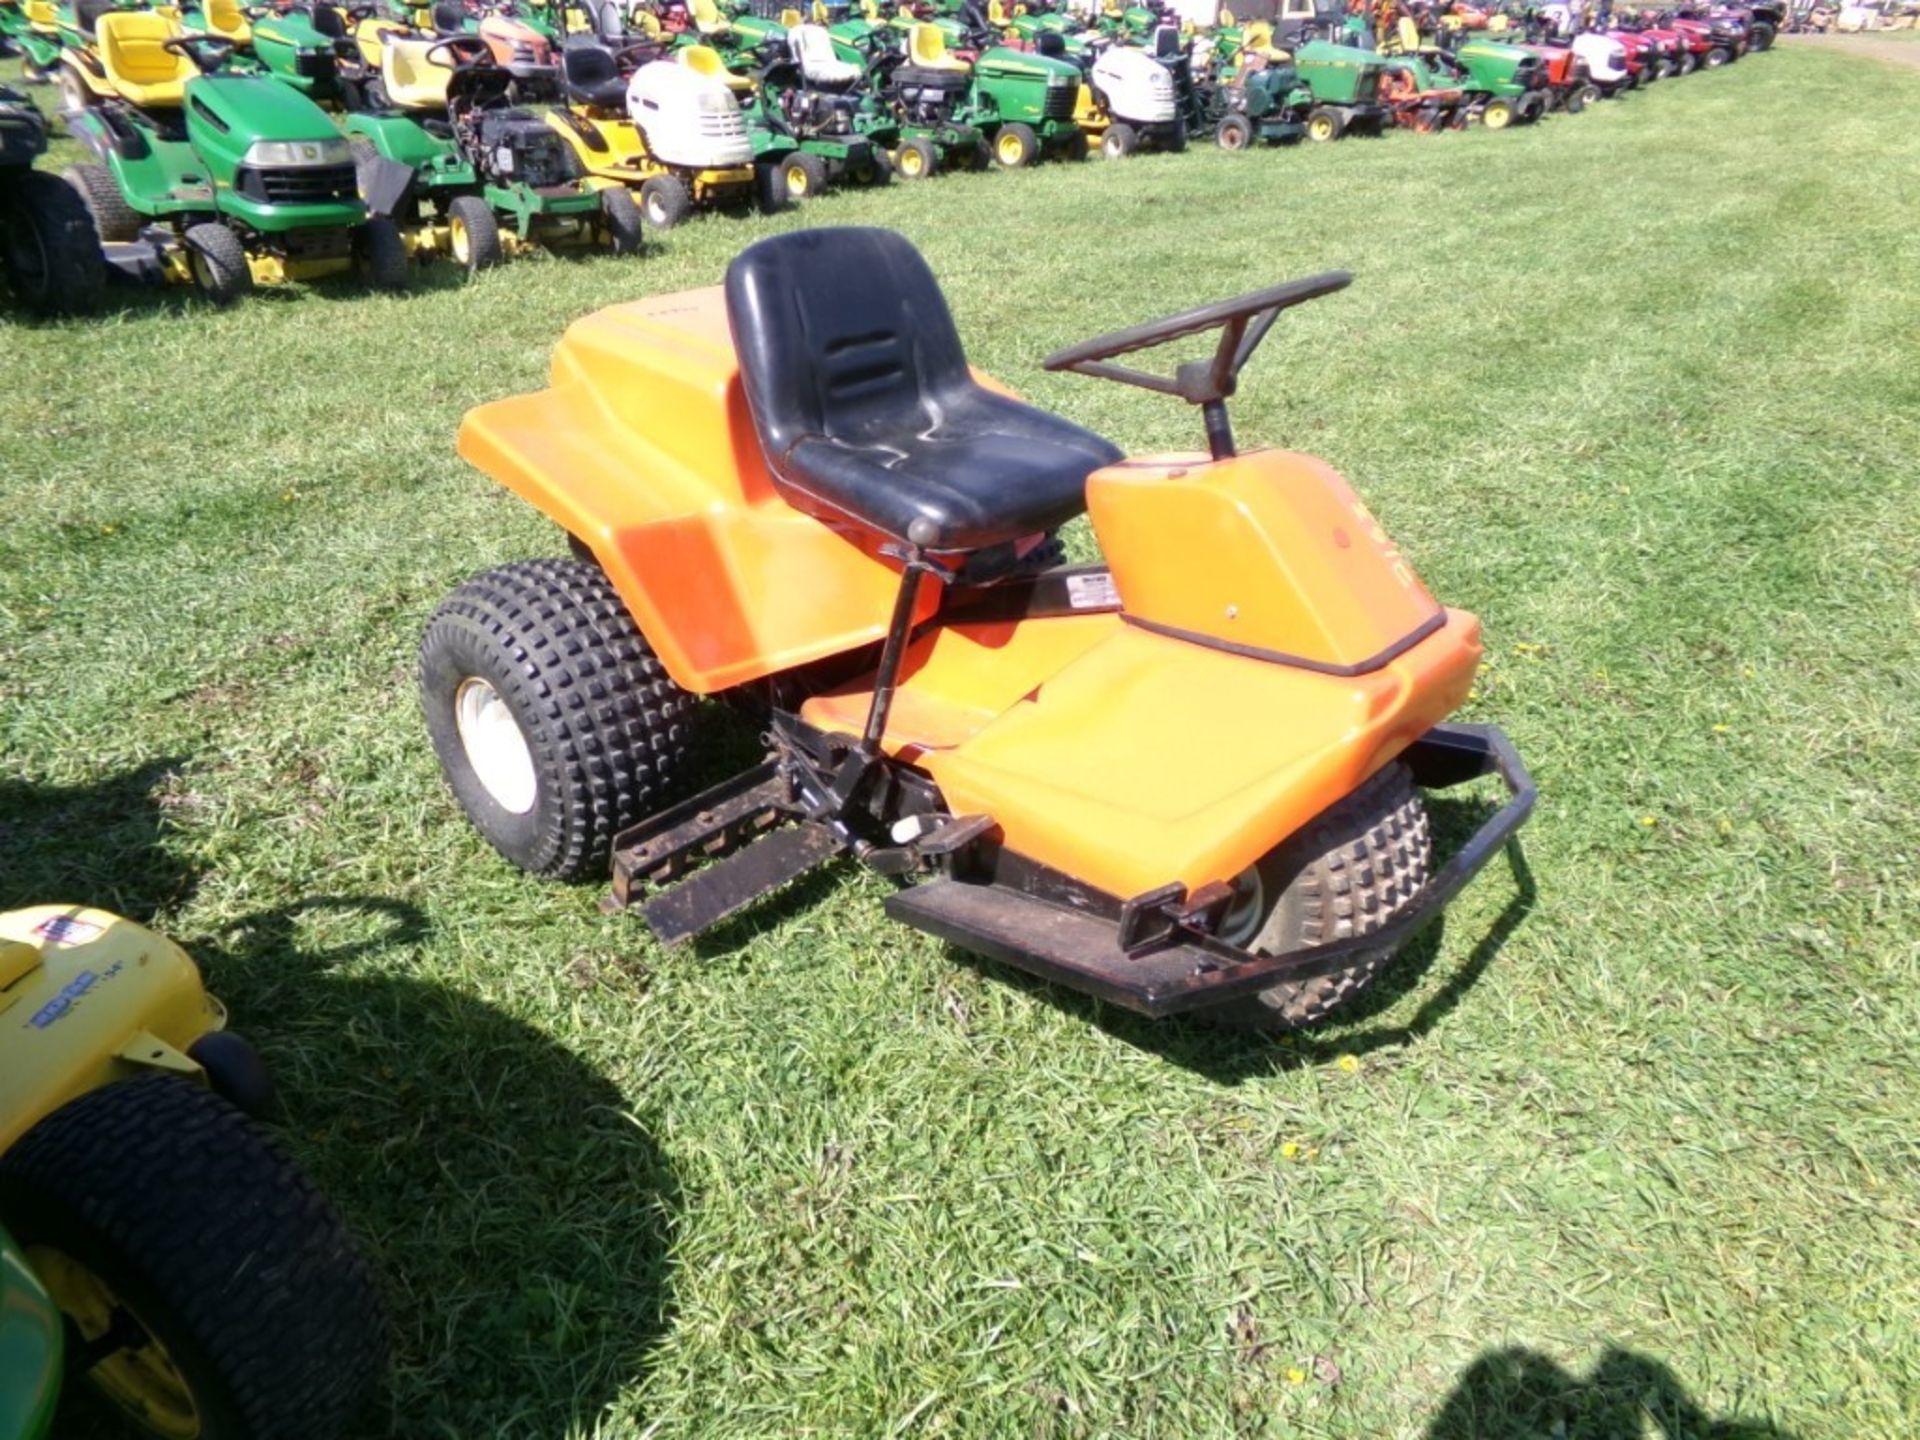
203,0,251,43
1394,15,1419,51
811,0,829,21
908,20,962,68
638,9,662,37
691,0,730,33
680,41,752,89
1219,7,1234,23
383,33,454,108
98,11,195,106
860,0,880,21
779,6,799,24
24,0,57,31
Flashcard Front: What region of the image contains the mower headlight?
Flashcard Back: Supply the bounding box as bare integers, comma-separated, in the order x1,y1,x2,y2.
697,89,736,113
1045,71,1074,86
243,138,352,168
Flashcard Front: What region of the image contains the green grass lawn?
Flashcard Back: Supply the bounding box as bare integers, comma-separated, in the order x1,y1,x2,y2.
6,42,1920,1440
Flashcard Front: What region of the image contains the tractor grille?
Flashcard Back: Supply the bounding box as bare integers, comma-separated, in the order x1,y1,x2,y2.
1041,84,1078,121
237,163,360,206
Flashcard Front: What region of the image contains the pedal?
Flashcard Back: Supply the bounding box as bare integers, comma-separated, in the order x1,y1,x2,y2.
642,822,844,946
608,761,793,908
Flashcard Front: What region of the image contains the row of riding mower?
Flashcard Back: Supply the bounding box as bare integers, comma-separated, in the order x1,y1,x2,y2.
0,903,386,1439
1196,27,1391,148
56,12,413,304
418,226,1535,1033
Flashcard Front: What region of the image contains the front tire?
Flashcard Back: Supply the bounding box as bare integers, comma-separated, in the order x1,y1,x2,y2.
0,1076,387,1440
1100,120,1137,158
420,558,696,882
1203,762,1432,1032
599,185,647,255
640,173,691,230
1305,104,1344,142
894,136,937,179
1480,96,1515,129
1215,112,1254,150
781,149,829,200
357,214,411,290
993,121,1038,167
447,194,502,276
182,222,252,306
3,170,106,315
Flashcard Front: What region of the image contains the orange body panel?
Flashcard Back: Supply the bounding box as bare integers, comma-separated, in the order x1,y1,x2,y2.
1090,451,1442,670
457,288,939,694
465,285,1487,900
805,609,1480,899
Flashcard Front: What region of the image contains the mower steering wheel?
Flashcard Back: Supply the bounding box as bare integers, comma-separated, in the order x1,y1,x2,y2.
1042,270,1351,406
162,33,239,71
427,33,494,66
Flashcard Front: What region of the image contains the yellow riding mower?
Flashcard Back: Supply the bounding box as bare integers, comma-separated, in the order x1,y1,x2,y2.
0,904,385,1440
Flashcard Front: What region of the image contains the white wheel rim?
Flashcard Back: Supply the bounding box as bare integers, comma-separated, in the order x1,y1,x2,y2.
454,677,538,814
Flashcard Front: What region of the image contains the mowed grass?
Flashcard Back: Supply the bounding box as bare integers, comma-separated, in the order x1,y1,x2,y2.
5,42,1920,1440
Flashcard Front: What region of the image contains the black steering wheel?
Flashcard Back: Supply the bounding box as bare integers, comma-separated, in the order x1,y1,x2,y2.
162,33,239,72
1043,272,1351,458
427,33,495,67
1044,271,1351,401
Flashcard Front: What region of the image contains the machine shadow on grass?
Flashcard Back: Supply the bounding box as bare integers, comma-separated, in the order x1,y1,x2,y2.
1424,1346,1798,1440
0,759,200,920
173,895,682,1439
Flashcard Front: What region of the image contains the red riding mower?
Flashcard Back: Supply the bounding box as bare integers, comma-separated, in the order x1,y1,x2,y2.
420,228,1533,1031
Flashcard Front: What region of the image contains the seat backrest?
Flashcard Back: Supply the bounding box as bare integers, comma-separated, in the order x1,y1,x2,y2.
432,0,465,31
310,2,347,39
792,21,845,75
909,20,948,64
563,39,617,87
384,33,454,106
98,11,193,91
779,7,800,24
679,40,724,73
692,0,727,28
725,227,973,461
204,0,249,37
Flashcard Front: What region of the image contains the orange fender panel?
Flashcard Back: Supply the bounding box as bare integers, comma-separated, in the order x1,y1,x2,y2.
1088,450,1442,673
915,612,1482,900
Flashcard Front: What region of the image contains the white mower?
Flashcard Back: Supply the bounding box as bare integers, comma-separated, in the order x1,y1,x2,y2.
1087,41,1182,156
1570,31,1632,93
626,57,755,170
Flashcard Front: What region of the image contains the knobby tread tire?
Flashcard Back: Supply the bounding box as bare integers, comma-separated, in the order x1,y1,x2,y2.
0,1076,386,1440
420,557,694,881
1209,761,1432,1031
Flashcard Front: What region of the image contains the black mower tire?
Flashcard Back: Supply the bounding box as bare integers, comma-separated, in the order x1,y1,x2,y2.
754,160,792,214
599,185,646,255
1705,45,1731,68
1061,128,1090,161
1100,120,1137,158
1165,117,1187,153
992,121,1038,168
1216,112,1254,150
1573,82,1600,110
894,136,937,180
183,222,252,306
1204,761,1432,1033
639,174,692,230
1304,105,1344,142
849,148,892,185
1678,51,1698,75
781,149,829,200
0,1075,387,1440
1750,21,1775,50
420,557,696,882
358,215,411,290
446,193,501,276
3,169,105,315
63,161,138,243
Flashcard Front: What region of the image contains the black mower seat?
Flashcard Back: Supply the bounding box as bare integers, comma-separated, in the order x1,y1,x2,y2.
562,44,628,110
725,228,1123,554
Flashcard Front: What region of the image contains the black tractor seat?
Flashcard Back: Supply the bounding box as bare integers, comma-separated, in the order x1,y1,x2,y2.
562,44,629,110
725,228,1123,555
